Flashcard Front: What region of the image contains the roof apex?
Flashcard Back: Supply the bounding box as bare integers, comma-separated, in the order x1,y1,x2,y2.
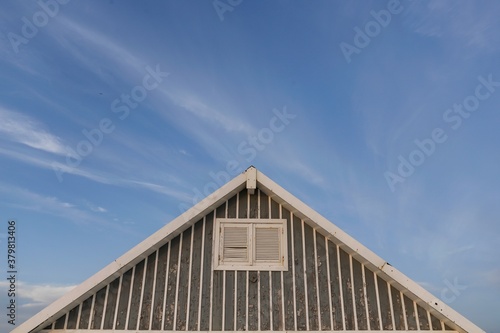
13,167,484,333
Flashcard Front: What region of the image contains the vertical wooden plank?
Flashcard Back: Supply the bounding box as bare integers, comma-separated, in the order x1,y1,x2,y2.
292,214,307,330
315,233,331,330
225,271,235,330
430,313,442,330
127,259,145,330
339,249,355,330
115,269,133,329
316,232,332,331
271,271,282,330
280,207,295,330
403,294,417,329
151,243,169,330
260,190,269,218
238,188,248,218
139,252,157,329
303,223,319,330
236,271,247,330
103,277,120,329
91,286,106,329
260,271,271,330
212,204,226,330
54,314,66,329
352,259,367,330
390,285,405,330
78,295,93,329
249,190,258,218
188,220,204,330
364,267,380,330
327,241,343,330
199,212,214,330
270,198,284,330
417,304,430,330
163,235,180,330
227,194,237,218
176,227,192,330
66,305,79,329
248,271,259,330
376,276,392,329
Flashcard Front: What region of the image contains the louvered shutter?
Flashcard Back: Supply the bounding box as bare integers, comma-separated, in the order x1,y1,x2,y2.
221,226,249,262
254,226,281,262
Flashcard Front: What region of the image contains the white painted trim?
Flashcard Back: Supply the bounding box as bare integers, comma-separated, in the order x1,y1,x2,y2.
312,229,321,330
161,241,171,330
197,217,206,331
99,283,109,329
111,274,122,330
246,166,257,194
301,219,310,331
289,212,297,331
387,281,396,330
213,218,288,271
75,296,82,329
13,171,247,333
124,265,135,330
362,263,370,330
324,233,334,330
186,226,195,329
279,203,285,331
401,290,409,330
37,329,462,333
173,232,183,330
336,244,346,331
148,249,158,330
88,291,96,329
16,166,484,333
349,254,358,330
414,300,421,330
135,255,148,330
254,169,484,333
373,271,383,330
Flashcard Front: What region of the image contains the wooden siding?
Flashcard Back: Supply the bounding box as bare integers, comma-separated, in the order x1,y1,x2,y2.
44,188,451,332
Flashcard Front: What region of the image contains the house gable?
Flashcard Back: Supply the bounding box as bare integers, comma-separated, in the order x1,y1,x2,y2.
14,167,484,333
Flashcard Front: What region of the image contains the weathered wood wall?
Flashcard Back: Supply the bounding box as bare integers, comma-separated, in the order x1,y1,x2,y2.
44,187,452,331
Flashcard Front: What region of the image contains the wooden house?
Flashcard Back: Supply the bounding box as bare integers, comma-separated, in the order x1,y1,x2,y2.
13,167,484,333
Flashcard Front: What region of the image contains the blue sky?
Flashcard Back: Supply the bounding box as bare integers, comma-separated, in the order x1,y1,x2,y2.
0,0,499,331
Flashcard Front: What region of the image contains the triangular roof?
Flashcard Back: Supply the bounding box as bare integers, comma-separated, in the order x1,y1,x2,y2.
14,166,484,333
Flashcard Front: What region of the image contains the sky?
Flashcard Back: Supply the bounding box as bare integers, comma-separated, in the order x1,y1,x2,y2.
0,0,499,332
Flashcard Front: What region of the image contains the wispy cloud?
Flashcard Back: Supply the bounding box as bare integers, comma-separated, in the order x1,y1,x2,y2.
163,89,255,135
404,1,500,51
0,147,191,202
0,107,66,155
0,281,76,308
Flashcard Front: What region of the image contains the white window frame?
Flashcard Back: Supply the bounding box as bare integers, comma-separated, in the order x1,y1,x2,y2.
213,218,288,271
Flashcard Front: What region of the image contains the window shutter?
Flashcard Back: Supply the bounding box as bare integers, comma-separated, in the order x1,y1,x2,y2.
255,227,281,262
222,226,249,261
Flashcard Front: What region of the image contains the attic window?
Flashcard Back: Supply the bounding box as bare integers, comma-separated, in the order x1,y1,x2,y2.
214,218,288,271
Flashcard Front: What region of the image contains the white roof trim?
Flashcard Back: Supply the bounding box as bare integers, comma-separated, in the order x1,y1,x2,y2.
15,166,484,333
255,169,483,333
13,171,248,333
39,330,461,333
